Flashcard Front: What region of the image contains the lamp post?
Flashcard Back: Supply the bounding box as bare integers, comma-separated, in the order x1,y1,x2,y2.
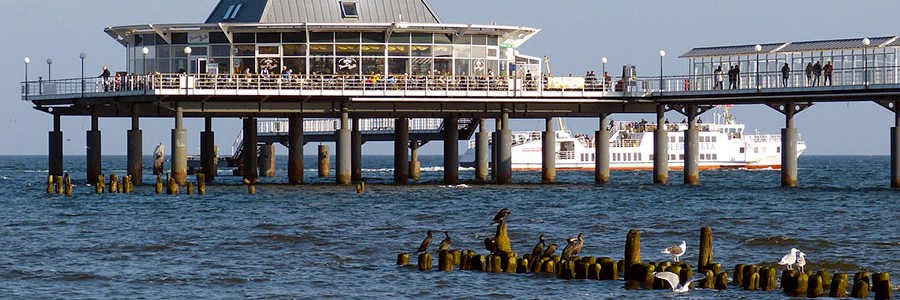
79,53,86,97
46,58,53,81
142,47,149,93
184,46,192,95
862,38,870,86
658,50,666,92
601,56,608,91
24,57,30,101
754,44,762,89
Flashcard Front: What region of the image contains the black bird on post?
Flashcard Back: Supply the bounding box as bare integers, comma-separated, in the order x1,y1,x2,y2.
571,233,584,257
438,231,452,252
561,237,577,260
484,237,499,255
491,208,510,225
531,234,545,261
417,230,433,254
541,243,558,259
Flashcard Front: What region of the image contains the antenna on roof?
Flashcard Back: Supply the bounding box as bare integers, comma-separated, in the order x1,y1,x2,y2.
399,14,403,22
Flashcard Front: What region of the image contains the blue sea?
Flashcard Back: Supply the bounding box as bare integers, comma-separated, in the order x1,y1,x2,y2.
0,155,897,299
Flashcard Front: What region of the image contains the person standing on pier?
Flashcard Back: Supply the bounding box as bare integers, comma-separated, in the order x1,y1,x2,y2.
813,61,822,86
728,65,736,89
99,66,111,91
714,66,723,90
805,62,814,86
781,63,790,87
734,64,741,88
823,61,834,86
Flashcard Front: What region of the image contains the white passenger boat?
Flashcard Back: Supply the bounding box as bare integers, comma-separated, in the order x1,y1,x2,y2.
460,107,805,171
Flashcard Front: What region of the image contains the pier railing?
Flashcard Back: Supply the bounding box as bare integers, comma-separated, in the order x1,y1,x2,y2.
22,66,900,100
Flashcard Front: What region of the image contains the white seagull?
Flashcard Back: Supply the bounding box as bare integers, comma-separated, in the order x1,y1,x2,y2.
778,248,801,270
654,271,707,292
796,251,807,273
661,241,686,262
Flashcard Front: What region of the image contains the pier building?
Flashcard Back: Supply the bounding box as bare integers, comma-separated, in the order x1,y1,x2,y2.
22,0,900,188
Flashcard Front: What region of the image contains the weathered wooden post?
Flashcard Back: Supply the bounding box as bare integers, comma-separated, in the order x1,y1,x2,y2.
809,273,825,298
759,267,777,292
734,264,746,286
96,175,105,194
197,173,206,195
494,223,512,254
417,253,432,271
698,227,713,272
599,257,617,280
490,255,502,273
471,255,486,272
186,181,194,195
700,269,715,289
874,272,892,300
156,173,163,194
852,272,871,298
782,270,799,295
438,251,454,271
715,272,729,290
560,260,575,279
109,173,118,193
516,258,529,273
542,259,556,274
396,253,409,266
679,264,694,288
742,265,759,291
818,271,833,290
588,263,601,280
796,272,810,296
504,254,517,273
318,144,330,178
624,229,641,281
641,264,656,288
64,174,73,196
47,175,54,194
831,273,849,298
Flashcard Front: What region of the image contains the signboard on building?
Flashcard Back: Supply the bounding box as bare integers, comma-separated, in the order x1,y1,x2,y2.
547,77,586,90
188,32,210,45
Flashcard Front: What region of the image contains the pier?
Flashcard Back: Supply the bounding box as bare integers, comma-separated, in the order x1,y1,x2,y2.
22,0,900,188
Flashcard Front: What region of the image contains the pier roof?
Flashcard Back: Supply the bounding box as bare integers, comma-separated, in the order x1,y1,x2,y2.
681,36,899,58
205,0,442,24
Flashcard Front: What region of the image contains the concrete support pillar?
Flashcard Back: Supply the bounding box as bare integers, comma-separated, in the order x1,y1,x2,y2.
200,117,216,183
497,111,513,184
259,143,276,177
336,110,352,185
288,116,304,185
351,118,363,182
444,117,459,184
394,118,409,184
893,103,900,188
410,141,421,180
595,113,611,184
49,114,63,177
782,104,798,187
491,118,501,180
475,119,489,182
542,117,556,183
684,105,700,186
127,110,143,185
318,144,330,178
171,105,187,185
86,107,102,184
654,105,669,185
242,117,258,181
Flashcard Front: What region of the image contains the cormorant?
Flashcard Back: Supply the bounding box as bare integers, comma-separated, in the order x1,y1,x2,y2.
561,237,577,260
491,208,510,225
417,230,432,254
438,231,451,252
531,234,545,261
541,243,558,259
571,233,584,257
484,237,499,255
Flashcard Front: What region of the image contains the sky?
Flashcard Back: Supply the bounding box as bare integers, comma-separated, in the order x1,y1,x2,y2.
2,0,900,156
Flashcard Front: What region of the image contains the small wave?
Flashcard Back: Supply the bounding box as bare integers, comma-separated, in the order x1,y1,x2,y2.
742,235,797,246
213,277,268,284
254,222,292,230
874,241,900,248
441,184,471,189
60,272,110,281
257,233,311,243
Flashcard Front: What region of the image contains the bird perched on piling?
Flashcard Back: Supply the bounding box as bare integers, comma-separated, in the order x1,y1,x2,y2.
416,230,433,254
531,234,545,261
654,271,708,292
796,251,806,273
571,233,584,257
541,243,558,259
438,231,452,252
661,241,687,262
778,248,800,270
491,208,510,225
561,237,577,260
484,237,499,255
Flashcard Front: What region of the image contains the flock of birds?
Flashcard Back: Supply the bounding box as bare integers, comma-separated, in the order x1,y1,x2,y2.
412,208,810,293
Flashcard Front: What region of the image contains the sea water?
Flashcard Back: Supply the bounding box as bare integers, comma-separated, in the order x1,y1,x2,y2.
0,155,897,299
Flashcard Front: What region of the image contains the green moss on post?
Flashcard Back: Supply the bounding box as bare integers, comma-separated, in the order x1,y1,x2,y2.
744,272,760,291
701,269,715,289
542,259,556,275
624,229,641,281
698,227,713,273
47,175,54,194
759,267,777,292
505,255,517,273
438,251,454,271
852,272,871,298
490,255,502,273
818,271,832,290
808,273,824,298
734,264,746,286
715,272,729,290
589,263,601,280
156,174,163,194
186,181,194,195
641,264,656,288
397,253,410,266
874,272,892,300
830,273,849,298
796,272,809,296
417,253,432,271
516,258,529,273
494,223,512,254
600,258,618,280
560,260,575,280
450,250,461,266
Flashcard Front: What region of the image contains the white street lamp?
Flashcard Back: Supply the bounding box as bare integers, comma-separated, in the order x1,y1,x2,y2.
754,44,762,89
46,58,53,80
658,50,666,91
863,38,871,86
24,57,30,101
79,53,86,97
601,56,608,91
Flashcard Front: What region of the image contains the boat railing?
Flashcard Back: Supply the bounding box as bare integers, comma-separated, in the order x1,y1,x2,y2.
557,151,575,160
612,139,642,148
256,118,444,135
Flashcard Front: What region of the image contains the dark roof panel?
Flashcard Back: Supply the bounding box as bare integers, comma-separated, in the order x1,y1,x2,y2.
679,43,786,58
206,0,442,24
781,36,894,52
681,36,899,58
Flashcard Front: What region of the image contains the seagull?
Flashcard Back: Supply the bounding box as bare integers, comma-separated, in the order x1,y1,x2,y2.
541,243,558,259
654,271,708,292
416,230,432,254
778,248,800,270
438,231,451,252
531,234,545,261
661,241,686,262
796,251,806,273
561,237,577,260
491,208,510,225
